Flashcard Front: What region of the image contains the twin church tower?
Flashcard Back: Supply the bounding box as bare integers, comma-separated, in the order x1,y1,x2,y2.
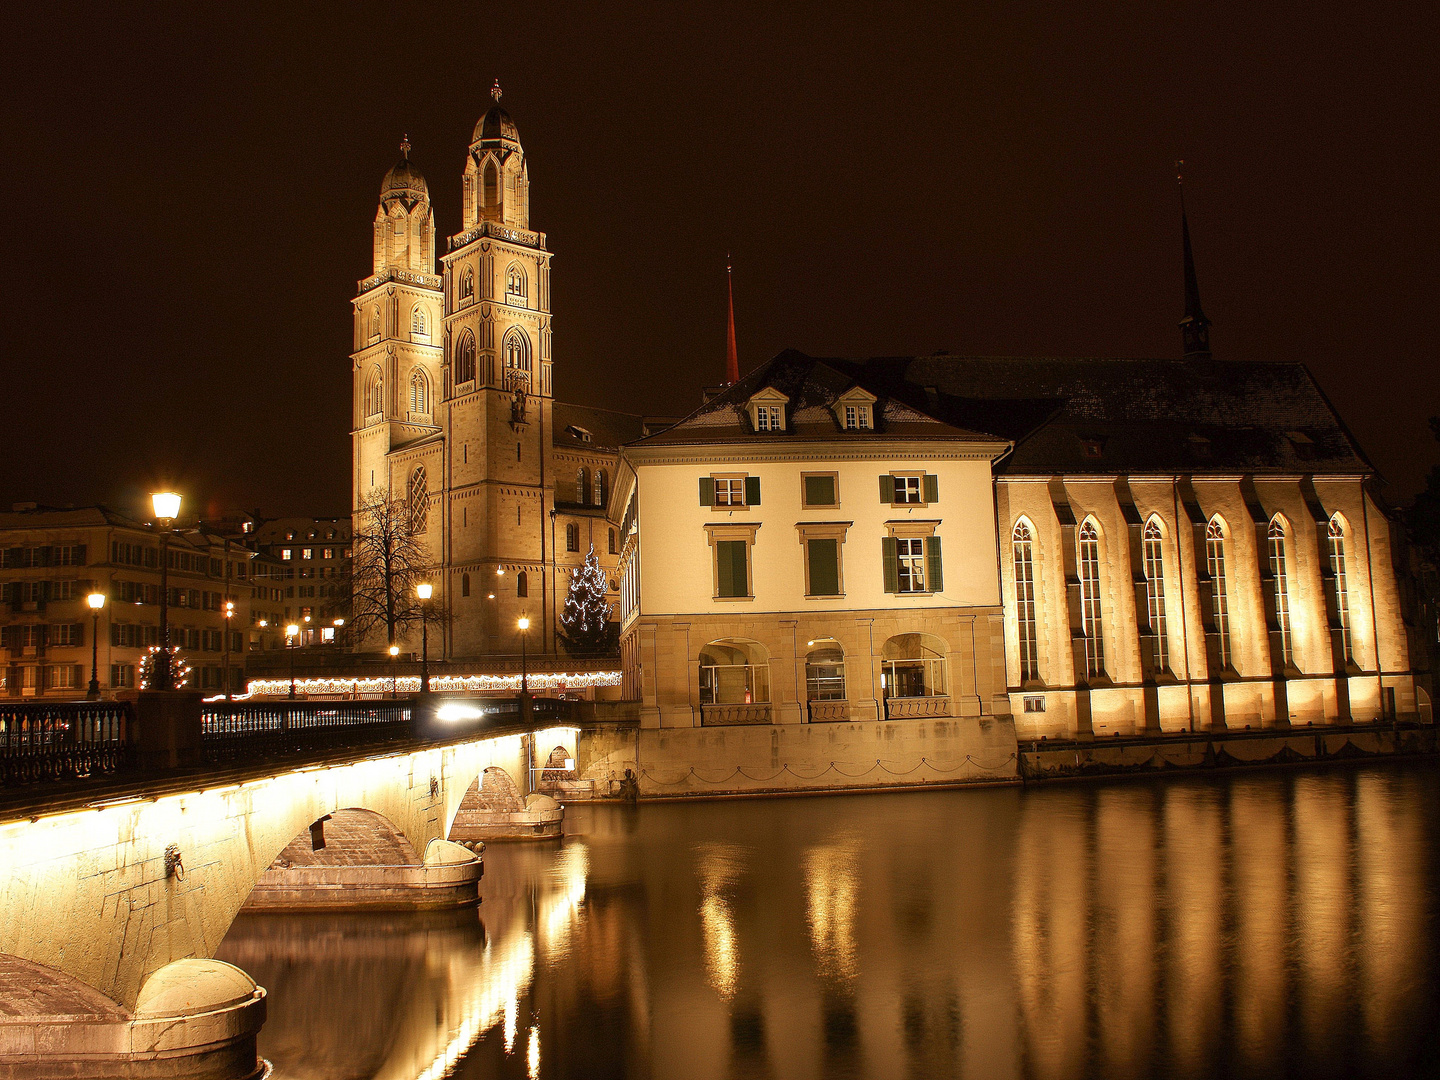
351,85,632,659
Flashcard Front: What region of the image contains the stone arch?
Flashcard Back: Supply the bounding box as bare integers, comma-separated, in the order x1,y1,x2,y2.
447,765,561,845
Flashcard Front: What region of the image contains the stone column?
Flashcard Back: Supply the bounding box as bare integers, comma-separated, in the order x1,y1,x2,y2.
132,690,204,770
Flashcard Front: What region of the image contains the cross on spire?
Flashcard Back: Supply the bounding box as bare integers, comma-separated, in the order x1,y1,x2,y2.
491,79,503,102
400,134,411,159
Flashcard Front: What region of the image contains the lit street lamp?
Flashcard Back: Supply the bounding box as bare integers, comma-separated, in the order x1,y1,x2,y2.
388,643,400,698
517,615,530,695
150,491,181,691
223,600,235,701
416,582,433,694
285,623,300,699
86,592,106,700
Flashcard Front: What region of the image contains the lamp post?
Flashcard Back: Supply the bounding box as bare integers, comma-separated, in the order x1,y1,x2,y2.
285,623,299,699
517,616,530,695
222,600,234,701
416,582,432,694
86,592,106,700
388,643,400,699
150,491,181,692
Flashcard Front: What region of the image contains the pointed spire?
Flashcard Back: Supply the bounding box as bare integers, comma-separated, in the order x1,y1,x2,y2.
725,254,739,384
399,134,411,160
1177,161,1212,359
491,79,503,102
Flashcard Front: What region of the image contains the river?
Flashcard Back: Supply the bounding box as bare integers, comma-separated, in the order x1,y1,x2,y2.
215,762,1440,1079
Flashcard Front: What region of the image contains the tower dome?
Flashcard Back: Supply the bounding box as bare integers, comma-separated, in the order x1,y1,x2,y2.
472,80,521,148
382,136,428,199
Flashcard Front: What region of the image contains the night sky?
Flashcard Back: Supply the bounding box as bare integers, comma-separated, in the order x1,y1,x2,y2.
3,3,1436,519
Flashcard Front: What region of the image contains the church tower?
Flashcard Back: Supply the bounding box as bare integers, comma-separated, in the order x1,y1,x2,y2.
351,138,445,524
440,83,556,656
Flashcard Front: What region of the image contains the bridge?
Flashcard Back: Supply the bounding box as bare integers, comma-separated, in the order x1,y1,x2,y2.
0,693,633,1079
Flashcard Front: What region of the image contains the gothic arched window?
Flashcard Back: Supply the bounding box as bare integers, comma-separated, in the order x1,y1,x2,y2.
1012,520,1039,682
1143,518,1169,672
370,305,381,340
454,331,477,386
1269,516,1294,666
411,306,428,337
1078,520,1105,678
1328,515,1353,662
407,466,428,535
1206,518,1233,670
503,328,531,374
577,468,590,505
460,267,475,303
594,469,608,507
566,523,579,552
608,527,617,555
516,570,528,599
365,369,383,418
409,369,429,416
484,160,499,212
506,264,527,303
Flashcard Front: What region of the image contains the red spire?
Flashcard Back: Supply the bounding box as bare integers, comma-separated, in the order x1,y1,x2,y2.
725,255,739,384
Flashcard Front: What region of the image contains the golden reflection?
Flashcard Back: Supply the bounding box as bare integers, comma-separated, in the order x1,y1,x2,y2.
1356,770,1424,1050
504,994,518,1053
1163,785,1223,1073
540,843,589,957
1230,779,1288,1070
804,838,859,983
527,1024,540,1080
695,841,744,1000
1292,773,1351,1059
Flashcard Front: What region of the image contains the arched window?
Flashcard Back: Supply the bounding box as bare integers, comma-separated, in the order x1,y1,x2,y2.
365,369,383,417
411,306,428,337
608,527,617,555
407,467,428,535
1013,521,1039,683
566,523,579,552
881,633,948,700
506,263,527,302
1143,518,1170,672
460,267,475,303
699,639,770,705
1269,517,1294,667
595,469,608,507
577,468,590,505
483,160,499,212
516,570,528,598
1078,520,1105,678
454,331,477,386
461,573,470,597
409,369,429,416
805,639,846,701
1206,518,1233,670
503,328,531,374
1328,515,1352,663
370,305,381,340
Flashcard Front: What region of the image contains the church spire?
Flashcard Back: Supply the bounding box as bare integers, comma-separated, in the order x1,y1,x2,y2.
1177,161,1212,359
725,255,739,384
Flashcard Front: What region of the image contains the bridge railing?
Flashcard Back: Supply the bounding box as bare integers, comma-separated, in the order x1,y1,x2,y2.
200,700,413,763
0,701,131,785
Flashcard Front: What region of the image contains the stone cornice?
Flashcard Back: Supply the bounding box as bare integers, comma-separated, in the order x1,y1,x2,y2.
624,438,1011,468
355,269,443,297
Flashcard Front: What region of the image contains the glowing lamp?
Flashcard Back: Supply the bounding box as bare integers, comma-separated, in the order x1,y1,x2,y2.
333,618,344,627
417,582,433,600
285,623,299,638
517,617,530,631
496,567,505,576
388,644,400,658
87,592,106,611
151,491,181,522
258,619,268,628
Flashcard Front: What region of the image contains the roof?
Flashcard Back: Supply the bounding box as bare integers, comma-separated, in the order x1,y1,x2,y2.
473,102,520,147
0,505,143,531
553,402,647,452
382,156,428,199
630,349,1371,476
630,350,1008,449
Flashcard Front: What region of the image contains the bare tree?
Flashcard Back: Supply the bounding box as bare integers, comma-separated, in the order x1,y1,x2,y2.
347,489,434,647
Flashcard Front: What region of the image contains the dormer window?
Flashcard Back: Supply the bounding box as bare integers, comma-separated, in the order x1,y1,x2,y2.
844,404,871,430
566,425,592,443
756,405,782,431
834,386,878,432
746,388,790,433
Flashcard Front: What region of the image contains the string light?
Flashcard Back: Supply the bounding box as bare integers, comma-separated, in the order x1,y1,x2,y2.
243,671,620,697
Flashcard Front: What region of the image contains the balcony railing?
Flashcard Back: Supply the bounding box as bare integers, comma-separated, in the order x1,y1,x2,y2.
700,703,772,726
200,700,413,763
883,696,953,719
0,701,130,785
807,700,851,723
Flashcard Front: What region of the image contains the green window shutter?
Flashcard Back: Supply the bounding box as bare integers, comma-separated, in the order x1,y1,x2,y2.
804,475,835,506
717,540,746,597
879,474,895,503
745,476,761,505
807,538,840,595
926,535,944,592
882,536,899,593
699,477,715,506
733,541,750,595
923,474,939,503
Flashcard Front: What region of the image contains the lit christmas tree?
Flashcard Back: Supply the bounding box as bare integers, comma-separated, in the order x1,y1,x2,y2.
138,645,192,690
557,545,619,657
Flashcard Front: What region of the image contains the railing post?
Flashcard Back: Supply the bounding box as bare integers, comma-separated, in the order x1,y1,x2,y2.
133,690,204,770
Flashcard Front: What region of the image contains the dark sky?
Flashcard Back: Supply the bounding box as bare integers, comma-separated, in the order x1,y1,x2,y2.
3,2,1436,519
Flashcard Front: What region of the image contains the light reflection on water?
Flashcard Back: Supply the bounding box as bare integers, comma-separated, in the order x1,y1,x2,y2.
216,763,1440,1079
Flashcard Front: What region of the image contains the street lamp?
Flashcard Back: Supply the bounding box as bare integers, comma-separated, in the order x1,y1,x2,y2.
150,491,181,691
222,600,235,701
388,643,400,699
416,582,433,694
517,615,530,695
285,623,300,699
86,592,106,700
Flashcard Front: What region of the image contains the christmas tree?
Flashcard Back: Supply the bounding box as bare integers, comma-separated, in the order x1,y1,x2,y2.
558,545,619,656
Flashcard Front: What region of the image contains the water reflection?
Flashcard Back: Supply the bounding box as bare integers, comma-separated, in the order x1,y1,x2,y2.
220,763,1440,1079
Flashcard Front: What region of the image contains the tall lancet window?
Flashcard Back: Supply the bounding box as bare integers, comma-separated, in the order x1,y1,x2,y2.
365,370,383,418
1269,517,1294,666
1206,518,1233,670
1328,515,1353,663
577,468,590,505
460,267,475,304
409,369,428,416
595,470,608,507
1078,520,1105,678
1143,518,1170,672
454,332,476,386
1013,521,1039,682
407,467,428,535
503,329,531,376
411,306,428,337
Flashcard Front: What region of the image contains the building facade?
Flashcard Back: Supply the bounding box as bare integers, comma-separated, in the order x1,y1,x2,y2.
350,89,642,660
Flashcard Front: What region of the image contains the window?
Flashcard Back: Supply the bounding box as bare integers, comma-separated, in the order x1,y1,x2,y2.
411,306,428,336
594,470,608,507
566,523,579,552
802,473,837,507
699,639,770,704
322,548,334,560
506,264,527,302
408,467,428,534
48,665,77,690
843,405,871,430
881,473,937,505
1206,518,1232,670
1269,517,1294,667
302,548,313,560
454,331,477,385
409,369,429,415
882,533,942,595
715,478,745,506
460,266,475,303
370,305,381,340
1078,520,1105,678
281,548,292,561
577,468,590,504
755,404,782,431
882,633,948,699
805,538,839,596
517,571,528,598
1143,519,1169,673
462,573,471,597
699,475,759,508
1013,521,1039,682
1023,695,1046,713
897,538,926,592
805,640,846,701
503,328,531,376
110,664,135,688
49,624,81,647
714,540,749,598
608,527,617,555
366,370,383,417
483,161,499,211
1328,515,1352,663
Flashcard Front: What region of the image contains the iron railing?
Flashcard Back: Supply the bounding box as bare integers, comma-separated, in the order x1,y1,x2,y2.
201,700,413,762
0,701,130,785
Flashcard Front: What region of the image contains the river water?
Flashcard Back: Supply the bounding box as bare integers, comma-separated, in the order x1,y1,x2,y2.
216,763,1440,1079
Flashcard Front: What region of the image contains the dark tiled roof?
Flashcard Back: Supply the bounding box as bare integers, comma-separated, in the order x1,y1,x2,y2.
638,350,1371,476
552,402,647,452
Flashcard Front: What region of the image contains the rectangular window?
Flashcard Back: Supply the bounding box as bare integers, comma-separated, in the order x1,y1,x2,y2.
897,537,926,592
894,476,922,504
110,664,135,688
302,548,313,560
1023,695,1046,713
802,474,838,507
49,624,81,647
322,548,334,560
48,665,77,690
755,405,782,431
715,540,750,598
714,478,746,506
281,549,292,561
806,538,841,596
